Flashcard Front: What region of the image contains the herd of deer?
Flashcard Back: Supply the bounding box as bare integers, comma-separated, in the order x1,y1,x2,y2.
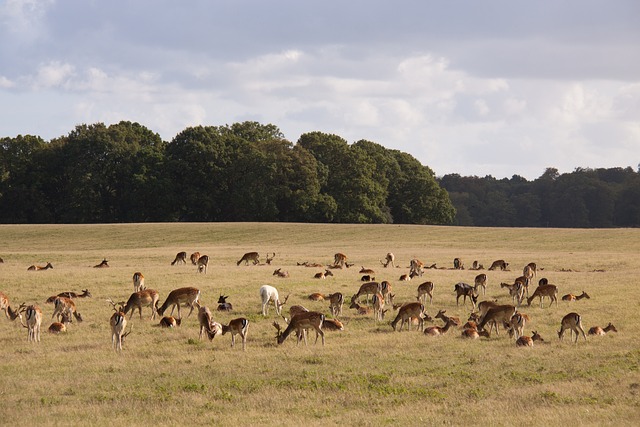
1,251,617,352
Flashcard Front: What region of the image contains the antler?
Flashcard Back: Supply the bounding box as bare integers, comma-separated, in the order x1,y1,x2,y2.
106,298,125,312
122,324,133,341
277,293,290,308
272,321,283,337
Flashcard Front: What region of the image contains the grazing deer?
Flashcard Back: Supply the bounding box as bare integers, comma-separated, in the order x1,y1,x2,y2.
500,281,525,306
333,253,348,268
133,272,145,293
274,311,325,346
390,302,425,332
190,252,201,265
381,281,393,304
52,297,83,323
94,259,110,268
424,318,457,336
1,292,25,321
124,289,159,320
558,312,587,343
488,259,509,271
327,293,344,318
237,252,260,266
409,258,425,277
526,284,558,308
381,252,395,268
21,305,43,342
222,318,250,350
259,285,289,316
505,312,530,340
158,316,181,328
322,318,344,331
217,295,233,311
272,268,289,278
196,255,209,274
562,291,590,302
477,304,517,336
352,281,382,304
453,258,464,269
373,292,385,322
197,305,217,340
171,252,187,265
416,281,434,305
48,312,71,334
588,323,617,336
477,299,499,318
264,252,276,265
474,274,487,296
27,262,53,271
314,270,333,279
454,282,478,308
435,310,461,327
157,287,200,319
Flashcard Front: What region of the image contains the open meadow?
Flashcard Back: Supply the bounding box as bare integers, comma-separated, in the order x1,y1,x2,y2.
1,223,639,426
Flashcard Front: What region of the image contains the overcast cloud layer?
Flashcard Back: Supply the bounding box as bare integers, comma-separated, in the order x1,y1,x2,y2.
1,0,638,179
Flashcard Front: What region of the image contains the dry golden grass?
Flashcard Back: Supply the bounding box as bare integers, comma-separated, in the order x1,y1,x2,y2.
1,223,639,426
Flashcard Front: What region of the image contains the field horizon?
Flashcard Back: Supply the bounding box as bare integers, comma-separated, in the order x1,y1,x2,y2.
1,222,639,426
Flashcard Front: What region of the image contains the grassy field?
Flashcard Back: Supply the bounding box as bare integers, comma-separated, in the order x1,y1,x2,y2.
1,223,639,426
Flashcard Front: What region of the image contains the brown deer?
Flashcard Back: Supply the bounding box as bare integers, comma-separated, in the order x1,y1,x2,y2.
327,293,344,318
390,302,425,332
488,259,509,271
453,258,464,269
558,312,587,343
435,309,461,327
52,297,83,323
94,259,110,268
424,318,457,336
474,274,487,296
373,292,385,322
409,259,425,277
505,312,530,340
124,289,159,320
381,252,395,268
322,318,344,331
222,318,250,350
562,291,590,302
46,289,92,303
333,253,348,268
477,299,500,318
314,270,333,279
461,327,490,339
158,316,181,328
171,252,187,265
477,304,517,336
48,312,71,334
190,252,201,265
588,323,617,336
27,262,53,271
237,252,260,266
416,281,434,305
108,302,128,352
349,300,373,316
0,292,25,321
197,305,217,340
500,281,525,306
352,281,382,304
133,272,145,293
272,268,289,278
381,281,393,304
20,305,42,342
359,266,375,275
196,255,209,274
157,287,200,319
274,311,325,346
527,284,558,308
454,282,478,308
264,252,276,265
308,293,325,301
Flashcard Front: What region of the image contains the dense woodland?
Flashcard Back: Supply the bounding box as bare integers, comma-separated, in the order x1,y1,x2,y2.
1,120,638,227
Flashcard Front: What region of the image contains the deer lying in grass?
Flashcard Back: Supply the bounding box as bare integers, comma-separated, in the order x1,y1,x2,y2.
461,327,490,339
272,268,289,278
48,312,71,334
558,312,587,343
588,323,617,336
349,300,372,316
322,318,344,331
314,270,333,279
217,295,233,312
424,318,457,336
434,309,461,327
516,330,545,347
27,262,53,271
46,289,92,303
94,259,110,268
562,291,590,302
158,316,181,328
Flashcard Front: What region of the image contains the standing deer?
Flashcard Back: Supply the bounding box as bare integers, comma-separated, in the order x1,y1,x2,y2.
409,259,425,277
454,282,478,308
453,258,464,269
237,252,260,266
21,305,42,342
527,284,558,308
274,311,325,346
327,293,344,318
390,302,425,332
190,252,201,265
124,289,159,320
196,255,209,274
157,287,201,319
333,253,348,268
558,312,587,343
107,299,128,352
52,297,83,323
352,281,382,304
373,292,385,322
259,285,289,316
197,305,217,340
222,318,250,350
477,304,517,336
474,274,487,296
133,272,145,293
416,281,434,305
381,252,395,268
171,252,187,265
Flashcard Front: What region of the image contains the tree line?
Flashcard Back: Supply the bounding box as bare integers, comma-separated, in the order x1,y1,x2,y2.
0,121,454,224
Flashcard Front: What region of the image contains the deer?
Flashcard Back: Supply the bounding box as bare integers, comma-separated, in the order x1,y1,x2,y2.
322,318,344,331
558,312,587,343
197,304,217,340
133,272,145,293
48,312,71,334
308,293,325,301
171,252,187,265
588,323,617,336
474,274,487,296
333,253,348,268
381,252,395,268
52,297,83,323
524,262,537,277
123,289,159,320
361,275,375,282
477,304,517,336
471,260,484,270
107,299,128,352
435,310,461,327
359,266,375,275
274,311,325,346
314,270,333,279
1,292,25,321
488,259,509,271
196,255,209,274
21,305,43,342
562,291,590,302
416,281,435,305
454,282,478,308
461,327,490,339
373,292,385,322
409,258,425,277
327,293,344,318
264,252,276,265
477,299,500,318
259,285,289,317
424,318,457,336
515,335,533,347
27,262,53,271
94,259,110,268
237,252,260,266
381,281,393,304
217,295,233,311
158,316,181,328
390,302,425,332
157,287,200,320
453,258,464,270
190,252,201,265
526,284,558,308
272,268,289,278
298,261,324,268
349,300,373,316
46,289,92,303
505,312,530,340
500,281,525,306
351,281,381,305
221,318,250,350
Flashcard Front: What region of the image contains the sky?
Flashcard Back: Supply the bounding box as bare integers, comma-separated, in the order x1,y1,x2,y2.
1,0,639,180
